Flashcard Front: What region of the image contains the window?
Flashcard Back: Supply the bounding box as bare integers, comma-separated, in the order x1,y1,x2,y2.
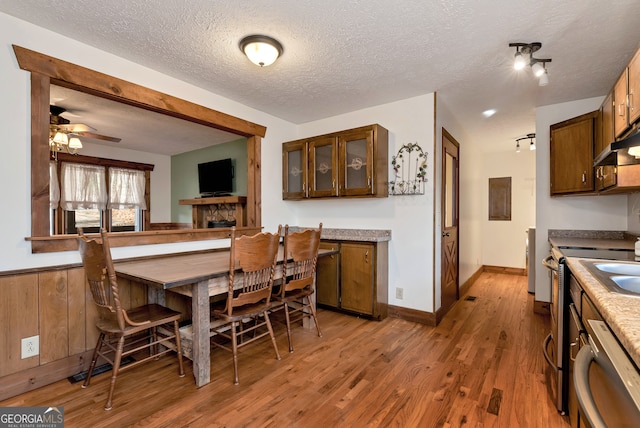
50,154,152,234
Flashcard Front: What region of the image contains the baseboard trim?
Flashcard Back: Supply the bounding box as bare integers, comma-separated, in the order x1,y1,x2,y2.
388,305,436,326
0,350,94,401
534,300,551,315
483,265,526,276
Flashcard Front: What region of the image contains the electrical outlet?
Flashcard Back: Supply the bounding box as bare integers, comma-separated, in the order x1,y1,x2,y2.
21,335,39,359
395,287,403,300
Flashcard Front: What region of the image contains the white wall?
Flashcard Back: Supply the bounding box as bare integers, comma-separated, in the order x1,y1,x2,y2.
628,193,640,233
482,150,536,268
435,97,482,306
292,94,437,312
534,97,628,301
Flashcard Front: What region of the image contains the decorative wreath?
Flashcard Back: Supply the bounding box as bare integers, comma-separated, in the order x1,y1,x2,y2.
391,142,427,181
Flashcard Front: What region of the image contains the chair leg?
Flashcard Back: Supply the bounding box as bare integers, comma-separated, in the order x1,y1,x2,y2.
152,326,159,358
263,311,281,361
283,302,294,353
306,296,323,338
82,333,105,389
104,336,125,411
173,320,185,377
231,321,240,385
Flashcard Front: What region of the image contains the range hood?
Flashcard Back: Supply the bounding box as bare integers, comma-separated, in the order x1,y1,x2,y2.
594,129,640,166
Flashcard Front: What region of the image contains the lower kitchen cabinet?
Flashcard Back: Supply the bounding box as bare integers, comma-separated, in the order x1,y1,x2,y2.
316,241,340,307
316,240,388,320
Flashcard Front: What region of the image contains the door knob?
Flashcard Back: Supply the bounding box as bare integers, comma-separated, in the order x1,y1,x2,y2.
442,232,450,237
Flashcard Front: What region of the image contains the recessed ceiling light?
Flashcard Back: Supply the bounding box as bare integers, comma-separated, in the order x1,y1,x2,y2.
483,109,497,118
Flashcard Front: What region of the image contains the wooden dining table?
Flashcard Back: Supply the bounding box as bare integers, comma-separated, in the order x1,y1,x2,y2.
114,246,334,387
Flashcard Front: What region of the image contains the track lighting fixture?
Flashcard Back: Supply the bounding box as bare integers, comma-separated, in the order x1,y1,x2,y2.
516,133,536,152
509,42,552,85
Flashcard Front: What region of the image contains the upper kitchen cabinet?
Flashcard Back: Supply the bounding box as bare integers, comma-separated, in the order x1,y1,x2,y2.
309,136,339,197
614,48,640,138
550,111,597,196
282,140,308,200
628,48,640,126
596,93,617,191
614,68,629,138
282,124,389,200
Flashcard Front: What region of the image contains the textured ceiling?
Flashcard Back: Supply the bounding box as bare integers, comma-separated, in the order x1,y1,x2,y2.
2,0,640,154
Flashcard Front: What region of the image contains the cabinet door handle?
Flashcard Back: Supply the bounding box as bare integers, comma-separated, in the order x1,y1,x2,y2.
582,171,586,184
595,167,601,180
365,250,369,263
630,92,635,112
332,179,335,189
618,102,626,117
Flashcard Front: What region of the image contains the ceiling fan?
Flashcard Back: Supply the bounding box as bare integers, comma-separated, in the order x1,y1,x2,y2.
50,105,121,143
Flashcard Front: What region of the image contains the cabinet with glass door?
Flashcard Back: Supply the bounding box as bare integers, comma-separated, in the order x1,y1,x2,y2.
282,124,388,200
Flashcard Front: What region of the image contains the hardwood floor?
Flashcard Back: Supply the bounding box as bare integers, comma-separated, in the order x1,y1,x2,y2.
0,272,569,427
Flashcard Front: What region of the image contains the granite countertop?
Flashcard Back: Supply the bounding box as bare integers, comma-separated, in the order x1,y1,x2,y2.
290,227,391,242
565,257,640,369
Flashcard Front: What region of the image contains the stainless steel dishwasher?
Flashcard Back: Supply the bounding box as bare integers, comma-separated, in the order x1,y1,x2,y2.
574,319,640,427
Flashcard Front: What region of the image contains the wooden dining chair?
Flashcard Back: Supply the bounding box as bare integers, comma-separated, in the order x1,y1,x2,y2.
272,223,323,352
77,229,184,410
210,226,282,384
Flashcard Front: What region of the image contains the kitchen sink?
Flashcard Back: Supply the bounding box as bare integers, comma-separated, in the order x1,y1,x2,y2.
610,276,640,293
594,262,640,276
581,261,640,296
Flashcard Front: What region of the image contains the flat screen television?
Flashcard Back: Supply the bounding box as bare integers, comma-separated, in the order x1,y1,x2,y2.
198,158,233,197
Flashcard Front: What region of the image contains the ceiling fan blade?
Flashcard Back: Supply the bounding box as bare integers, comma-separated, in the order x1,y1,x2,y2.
75,131,121,143
57,123,95,133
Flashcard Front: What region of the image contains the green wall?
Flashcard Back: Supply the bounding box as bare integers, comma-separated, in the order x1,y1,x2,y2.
171,138,248,223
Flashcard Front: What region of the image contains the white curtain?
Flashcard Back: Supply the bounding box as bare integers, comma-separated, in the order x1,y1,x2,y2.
108,167,147,210
49,161,60,209
60,163,108,210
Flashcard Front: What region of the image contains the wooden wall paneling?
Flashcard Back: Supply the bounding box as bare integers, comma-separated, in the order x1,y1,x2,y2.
165,291,192,324
118,277,132,310
0,275,39,377
67,268,87,355
38,271,69,364
129,280,147,309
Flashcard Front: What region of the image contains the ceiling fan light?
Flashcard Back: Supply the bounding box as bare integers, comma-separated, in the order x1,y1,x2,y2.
68,136,83,150
239,35,283,67
514,51,526,70
531,62,545,77
53,131,68,146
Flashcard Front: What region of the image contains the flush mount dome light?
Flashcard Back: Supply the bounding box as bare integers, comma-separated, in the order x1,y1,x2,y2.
239,35,283,67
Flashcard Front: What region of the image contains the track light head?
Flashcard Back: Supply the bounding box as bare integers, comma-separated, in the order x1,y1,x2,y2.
514,50,526,70
509,42,551,84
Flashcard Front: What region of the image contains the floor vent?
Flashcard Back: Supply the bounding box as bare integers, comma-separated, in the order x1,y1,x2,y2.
465,296,477,301
67,356,135,383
